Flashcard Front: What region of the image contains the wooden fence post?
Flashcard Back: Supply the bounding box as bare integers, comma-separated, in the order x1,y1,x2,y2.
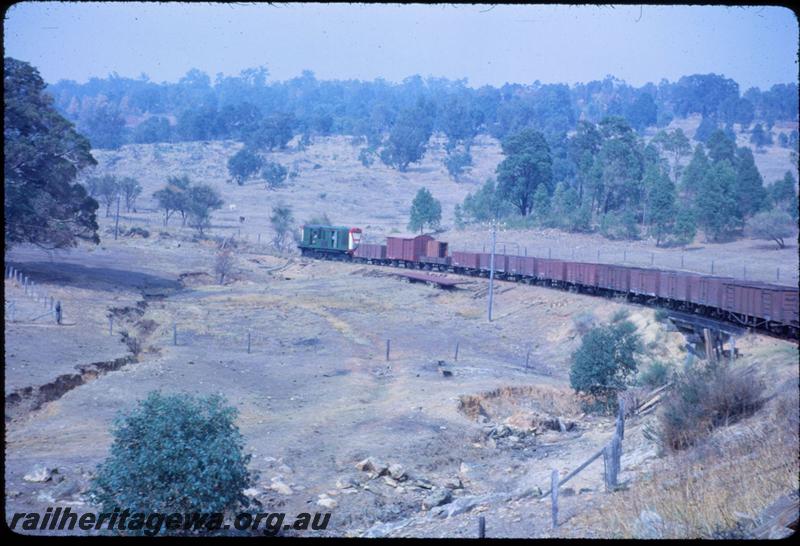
616,398,625,440
703,328,714,361
478,516,485,538
525,349,531,369
173,323,177,346
454,342,459,362
385,339,390,361
551,469,559,529
604,433,622,491
247,330,251,354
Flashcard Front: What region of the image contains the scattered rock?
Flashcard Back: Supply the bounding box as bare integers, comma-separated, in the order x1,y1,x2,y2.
422,488,453,510
382,476,399,488
317,494,338,509
361,518,412,538
387,463,407,481
459,462,471,476
243,487,261,497
36,491,57,503
355,457,389,476
269,478,293,495
24,466,56,483
52,480,82,500
443,477,463,490
412,478,434,490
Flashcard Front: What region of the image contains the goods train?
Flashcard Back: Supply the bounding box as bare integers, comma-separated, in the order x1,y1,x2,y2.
298,226,799,339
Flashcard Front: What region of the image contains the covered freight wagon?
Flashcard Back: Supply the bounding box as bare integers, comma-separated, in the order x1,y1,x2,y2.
687,275,732,309
425,239,449,259
657,271,699,302
386,235,434,263
720,281,800,328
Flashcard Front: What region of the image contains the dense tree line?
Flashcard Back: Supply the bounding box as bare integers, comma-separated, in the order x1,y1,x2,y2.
457,120,796,246
45,69,798,153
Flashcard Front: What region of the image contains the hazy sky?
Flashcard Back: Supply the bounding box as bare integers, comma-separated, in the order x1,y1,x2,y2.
4,2,798,89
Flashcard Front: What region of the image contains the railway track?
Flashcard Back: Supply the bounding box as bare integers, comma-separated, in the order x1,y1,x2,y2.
303,250,799,343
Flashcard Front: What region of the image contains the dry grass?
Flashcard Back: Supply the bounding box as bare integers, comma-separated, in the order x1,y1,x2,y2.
569,381,799,538
458,384,582,422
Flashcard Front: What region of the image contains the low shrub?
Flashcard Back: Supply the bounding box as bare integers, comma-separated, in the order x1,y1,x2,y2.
612,308,630,323
658,362,765,451
89,391,254,535
638,360,671,388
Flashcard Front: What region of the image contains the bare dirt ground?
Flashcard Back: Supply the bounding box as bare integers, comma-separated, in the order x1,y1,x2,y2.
4,222,797,537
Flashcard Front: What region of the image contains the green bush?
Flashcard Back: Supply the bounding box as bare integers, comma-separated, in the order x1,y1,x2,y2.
639,360,671,388
611,308,630,323
569,320,642,413
89,392,254,534
658,362,765,451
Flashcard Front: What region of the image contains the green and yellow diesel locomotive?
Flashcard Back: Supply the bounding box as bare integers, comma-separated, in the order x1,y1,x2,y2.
298,224,362,258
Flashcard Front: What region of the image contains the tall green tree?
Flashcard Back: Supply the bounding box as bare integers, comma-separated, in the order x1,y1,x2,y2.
749,123,772,150
89,175,121,218
261,160,288,189
695,160,741,241
733,146,768,217
594,117,644,216
380,102,434,172
186,183,223,235
568,121,602,201
227,148,263,185
153,175,191,226
496,128,553,216
460,178,509,224
531,184,551,225
119,177,142,212
4,57,99,249
652,128,691,182
647,168,677,246
769,171,798,221
408,187,442,233
550,182,580,230
706,129,737,165
680,144,709,199
672,205,697,246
